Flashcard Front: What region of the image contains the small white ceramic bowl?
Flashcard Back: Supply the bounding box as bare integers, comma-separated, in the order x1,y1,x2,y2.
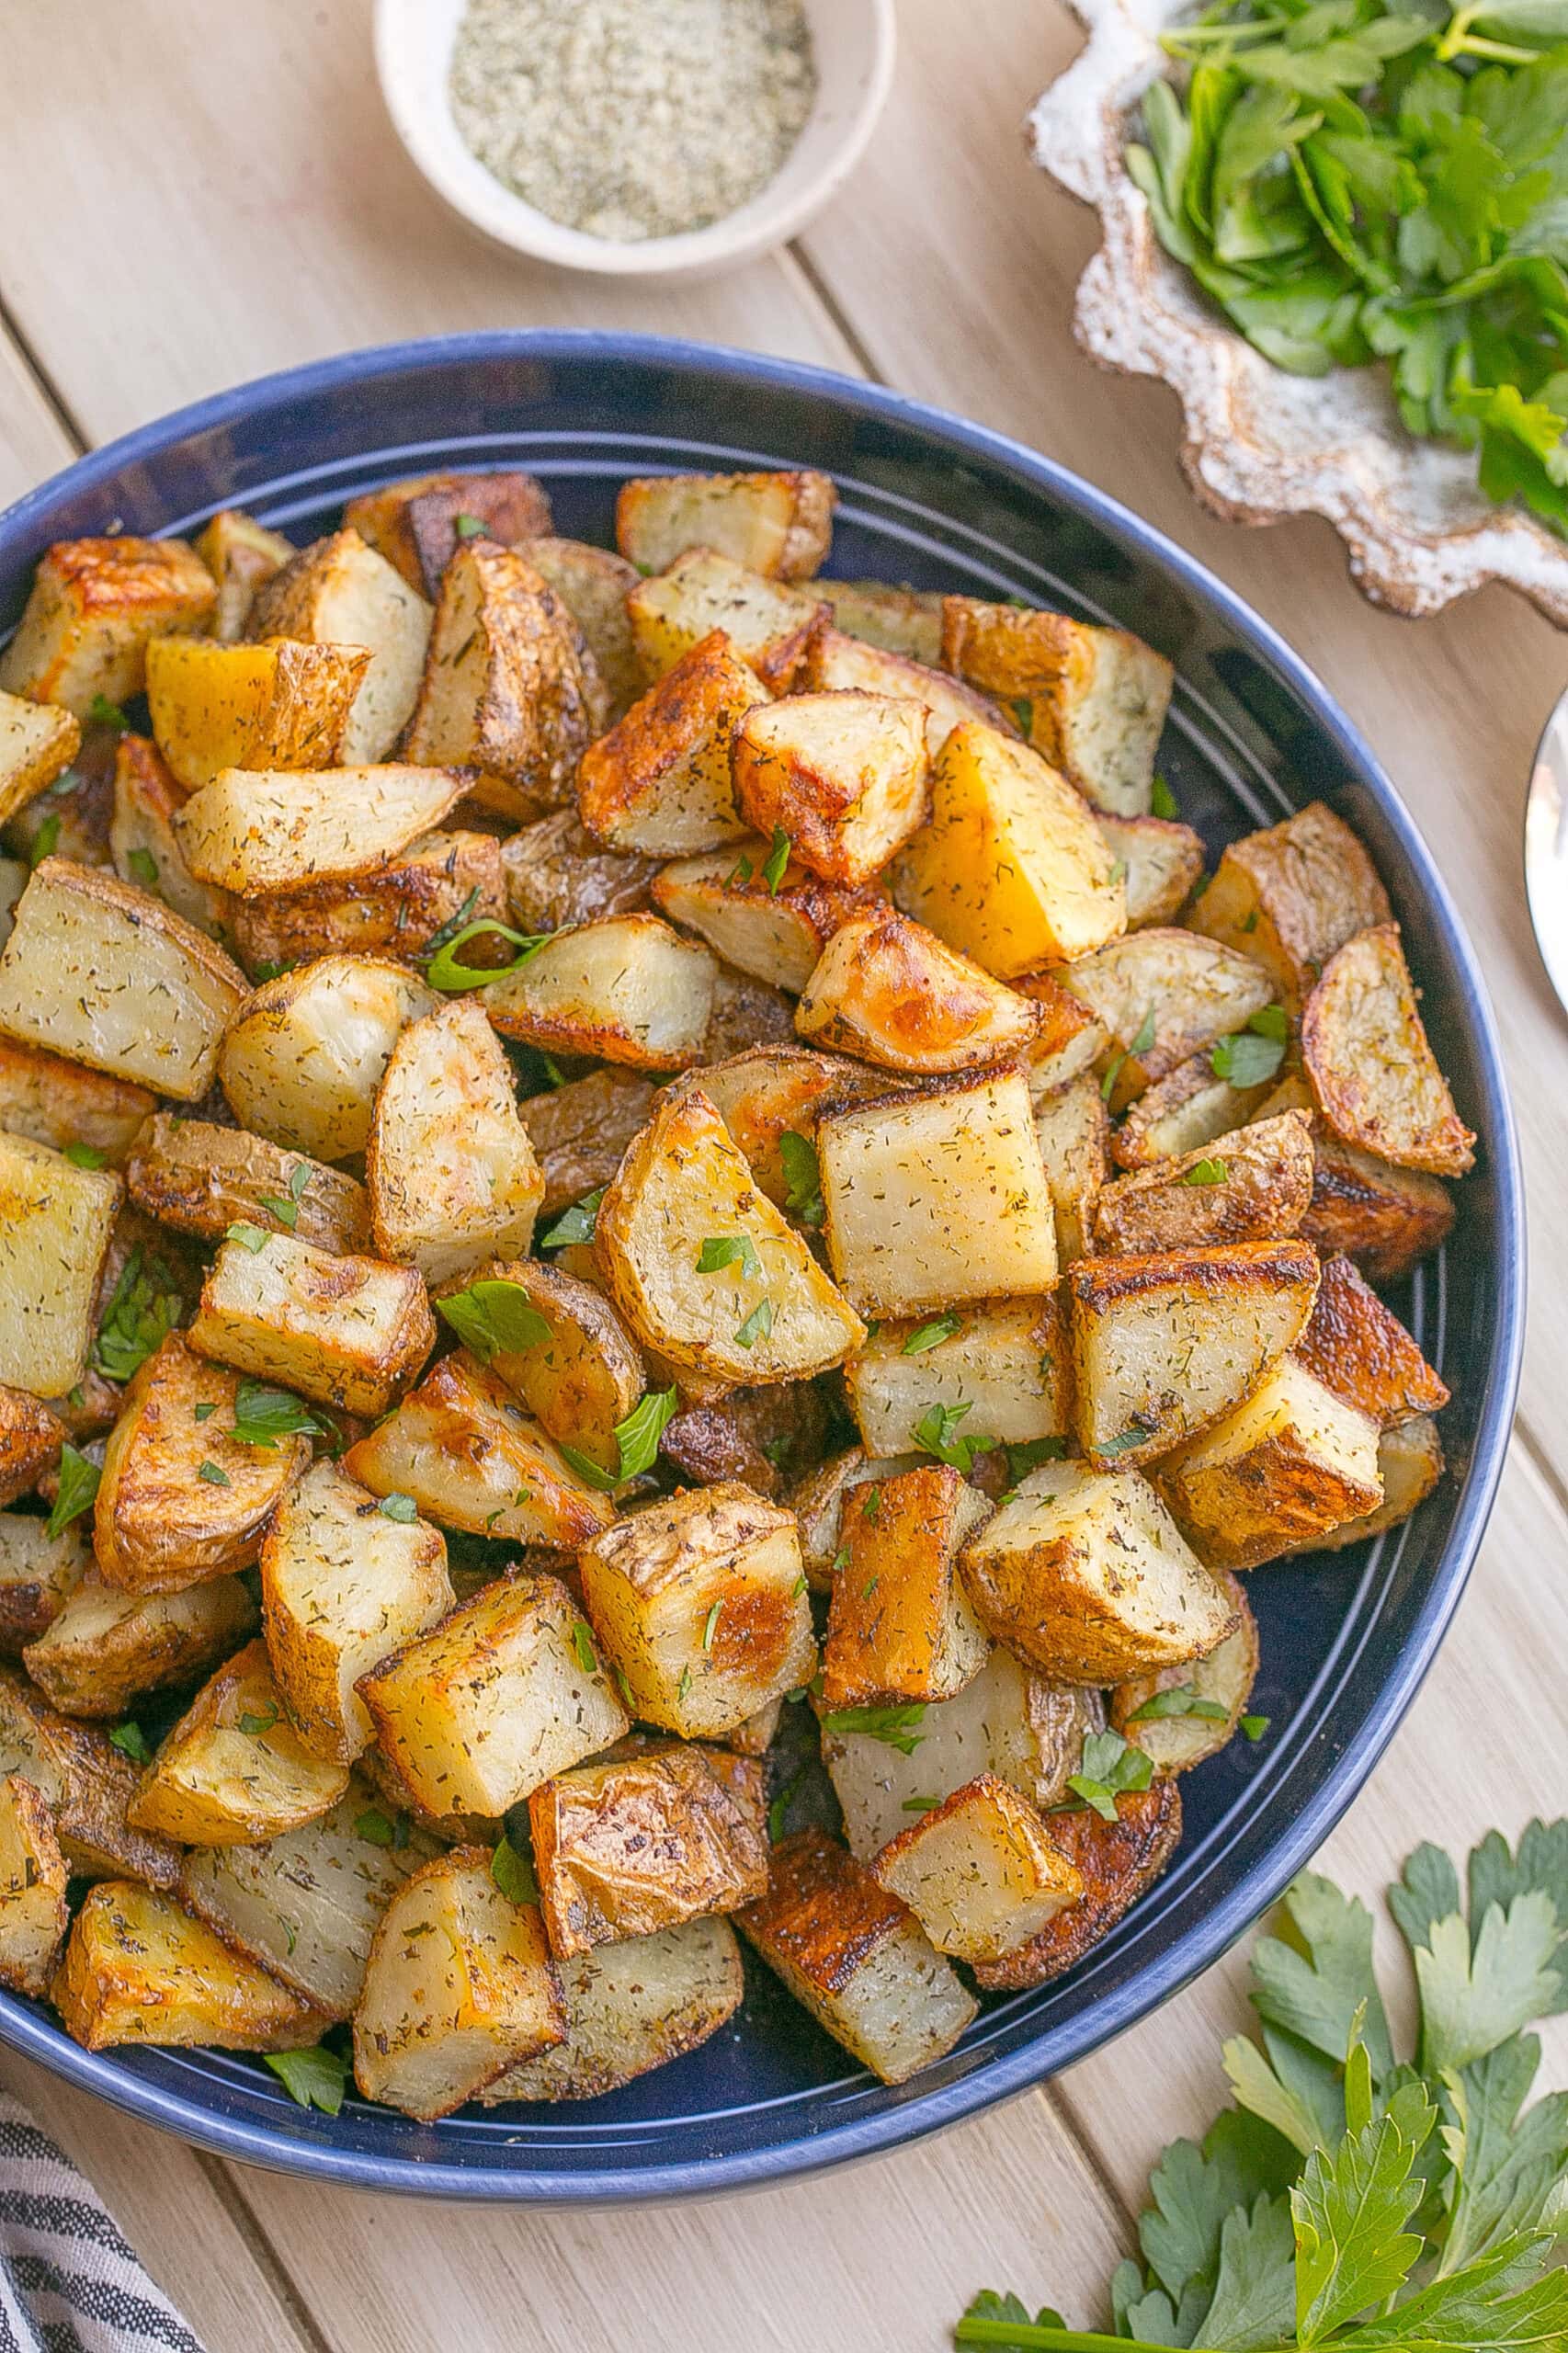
374,0,895,282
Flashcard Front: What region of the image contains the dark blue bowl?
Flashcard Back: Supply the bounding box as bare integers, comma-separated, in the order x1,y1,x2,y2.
0,334,1523,2200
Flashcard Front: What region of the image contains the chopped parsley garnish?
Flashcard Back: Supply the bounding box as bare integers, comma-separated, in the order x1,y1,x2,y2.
762,826,791,894
768,1769,805,1844
452,511,486,540
1127,1683,1230,1723
559,1385,678,1491
539,1188,604,1249
28,813,60,867
818,1702,926,1755
903,1312,962,1356
1005,1436,1069,1483
46,1444,99,1540
194,1401,217,1422
107,1720,152,1765
727,851,754,888
1241,1713,1271,1743
418,886,482,971
702,1600,722,1652
256,1161,312,1231
1102,1006,1158,1101
436,1278,551,1361
126,847,161,892
902,1795,940,1814
1065,1728,1153,1822
734,1297,774,1349
88,693,130,733
425,918,548,994
697,1233,762,1279
1096,1423,1155,1460
93,1243,183,1383
62,1142,107,1169
491,1835,539,1904
1150,773,1178,820
198,1461,231,1486
570,1620,599,1677
238,1704,279,1736
356,1807,409,1849
225,1221,272,1254
264,2045,350,2116
1013,697,1034,735
778,1130,824,1226
912,1399,994,1474
1211,1005,1289,1088
228,1380,323,1449
1182,1157,1229,1186
378,1493,418,1523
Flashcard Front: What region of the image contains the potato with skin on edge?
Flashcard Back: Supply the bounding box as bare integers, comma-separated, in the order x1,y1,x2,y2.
1303,1412,1443,1552
576,630,768,856
0,689,80,826
1017,969,1108,1106
789,1447,926,1591
1153,1356,1384,1569
0,1388,64,1512
971,1779,1183,1990
229,826,506,978
658,1377,826,1498
434,1256,644,1478
188,1228,435,1418
0,1129,121,1398
175,762,472,899
126,1117,370,1256
1111,1051,1278,1170
871,1773,1085,1963
1301,924,1475,1177
23,1570,255,1720
194,509,293,642
479,1915,744,2104
108,731,234,938
517,1067,659,1221
0,1664,181,1888
1189,800,1392,1010
802,627,1016,752
500,809,657,933
0,1034,155,1168
1091,1110,1315,1255
0,536,217,717
1110,1573,1258,1773
126,1639,350,1846
616,470,835,581
145,633,371,791
218,954,439,1162
247,529,431,766
368,997,543,1284
795,907,1041,1074
0,1775,69,1995
816,583,945,665
0,1517,85,1650
1035,1072,1109,1267
821,1465,992,1710
627,547,829,690
1293,1250,1449,1428
1061,927,1277,1112
53,1880,322,2054
732,690,930,887
482,914,717,1074
665,1045,900,1210
344,469,553,597
525,539,642,724
1096,811,1205,927
651,844,874,995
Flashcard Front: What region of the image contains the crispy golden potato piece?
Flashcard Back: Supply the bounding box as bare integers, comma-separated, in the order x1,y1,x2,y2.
1307,1412,1443,1552
844,1294,1070,1459
479,1914,744,2104
1069,1238,1319,1470
353,1847,565,2120
108,732,234,938
517,1067,659,1220
344,470,553,597
501,810,656,933
179,1779,440,2018
189,1229,434,1416
1035,1072,1110,1266
795,907,1040,1074
230,827,506,975
801,628,1015,752
789,1446,924,1590
1156,1356,1385,1568
1110,1572,1257,1773
1189,801,1392,1010
483,914,717,1073
0,857,247,1100
1294,1252,1449,1429
127,1116,369,1255
652,843,869,995
176,762,470,898
526,539,642,724
733,690,929,886
872,1772,1084,1964
1112,1051,1279,1170
145,634,370,791
0,1775,68,1995
892,721,1124,977
940,597,1174,817
358,1573,629,1819
1017,970,1108,1106
822,1465,991,1709
1096,812,1204,927
1301,925,1474,1177
0,1388,63,1511
595,1085,865,1385
0,689,80,827
0,1664,180,1886
1092,1110,1314,1255
367,998,542,1283
971,1779,1182,1990
627,548,828,690
580,1483,815,1738
823,1645,1104,1859
817,584,945,665
0,1130,120,1397
737,1827,977,2084
669,1045,893,1210
1062,927,1277,1111
0,1036,154,1168
342,1348,615,1548
248,529,432,764
23,1570,254,1720
819,1066,1059,1318
194,510,294,642
1295,1126,1456,1282
617,470,835,581
529,1743,769,1958
578,630,767,856
402,543,601,822
54,1880,321,2052
0,1516,85,1649
440,1257,644,1477
219,954,438,1161
260,1459,452,1763
127,1639,348,1845
94,1336,310,1591
960,1459,1236,1681
659,1380,829,1498
0,537,217,716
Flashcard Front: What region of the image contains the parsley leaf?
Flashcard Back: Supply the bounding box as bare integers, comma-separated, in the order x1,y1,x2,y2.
1128,1683,1231,1722
727,851,754,887
356,1807,409,1850
436,1278,551,1361
108,1720,152,1765
560,1385,678,1491
1292,2076,1436,2342
1102,1006,1157,1099
28,813,60,867
46,1444,99,1540
62,1141,107,1170
227,1380,323,1449
265,2045,350,2116
734,1298,774,1349
1004,1436,1069,1483
198,1461,230,1485
425,918,548,994
93,1243,184,1382
237,1704,279,1736
1151,773,1179,819
779,1130,824,1226
1241,1713,1271,1741
256,1160,312,1230
818,1701,926,1754
1211,1006,1290,1088
539,1188,604,1249
570,1620,600,1677
912,1398,995,1473
697,1233,762,1279
225,1221,272,1254
1066,1727,1153,1822
378,1493,418,1523
452,511,486,540
491,1835,539,1905
1183,1157,1230,1186
125,845,161,892
903,1311,962,1355
88,693,129,733
762,827,791,893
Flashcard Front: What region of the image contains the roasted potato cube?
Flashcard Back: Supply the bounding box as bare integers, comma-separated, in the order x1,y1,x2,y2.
651,844,870,995
616,470,835,581
822,1466,991,1709
0,1129,120,1396
194,510,294,642
189,1229,434,1416
483,914,716,1073
817,584,945,665
0,1515,86,1649
0,688,80,826
1154,1356,1384,1569
732,691,929,886
529,1743,769,1959
218,954,438,1161
1062,928,1278,1111
580,1483,814,1738
126,1639,349,1845
627,549,828,690
844,1294,1070,1459
108,730,234,938
1092,1110,1315,1255
960,1459,1236,1681
402,543,601,821
0,536,217,717
358,1573,629,1819
23,1569,254,1719
1017,970,1108,1106
0,857,247,1099
248,529,432,764
788,1446,924,1590
1301,925,1474,1176
594,1085,864,1385
176,761,470,899
0,1664,179,1887
737,1827,977,2084
892,721,1124,976
1307,1412,1443,1552
145,633,370,790
501,809,656,933
54,1880,321,2052
480,1914,744,2103
1068,1239,1320,1470
440,1257,644,1478
0,1035,154,1168
260,1460,453,1763
366,998,542,1283
525,539,642,724
1293,1251,1449,1429
801,628,1015,753
353,1847,565,2119
1112,1050,1280,1169
823,1644,1104,1859
1189,801,1392,1009
230,827,506,973
0,1387,63,1511
577,630,767,856
940,597,1174,817
1109,1572,1258,1772
796,907,1040,1074
344,470,553,597
0,1775,68,1995
971,1778,1182,1990
819,1066,1060,1318
1035,1072,1109,1265
871,1773,1084,1963
517,1067,659,1220
669,1045,894,1210
127,1117,370,1255
1096,812,1205,927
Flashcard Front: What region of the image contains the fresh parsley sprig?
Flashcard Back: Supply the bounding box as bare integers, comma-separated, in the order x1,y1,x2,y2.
436,1278,551,1360
559,1385,678,1491
93,1244,184,1384
1211,1006,1290,1089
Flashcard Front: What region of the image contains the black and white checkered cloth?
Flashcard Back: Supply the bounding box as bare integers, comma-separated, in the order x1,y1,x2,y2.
0,2097,205,2353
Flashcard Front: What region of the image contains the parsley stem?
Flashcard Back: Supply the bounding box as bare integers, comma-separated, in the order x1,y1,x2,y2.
955,2326,1148,2350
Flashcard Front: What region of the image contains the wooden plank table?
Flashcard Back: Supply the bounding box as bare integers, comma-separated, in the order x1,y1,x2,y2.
0,3,1562,2342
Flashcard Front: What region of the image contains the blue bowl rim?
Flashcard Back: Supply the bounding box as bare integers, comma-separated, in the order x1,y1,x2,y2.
0,330,1526,2201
